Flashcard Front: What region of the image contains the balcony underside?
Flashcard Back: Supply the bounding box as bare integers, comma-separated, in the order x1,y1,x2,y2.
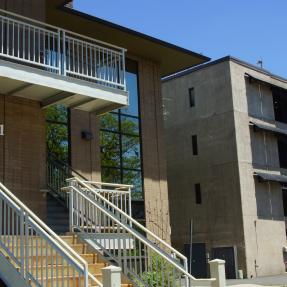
0,59,128,114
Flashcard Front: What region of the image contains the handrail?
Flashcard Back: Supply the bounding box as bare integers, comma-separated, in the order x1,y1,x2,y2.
0,8,127,91
47,155,132,216
0,182,102,287
0,8,126,52
69,177,186,263
69,179,216,287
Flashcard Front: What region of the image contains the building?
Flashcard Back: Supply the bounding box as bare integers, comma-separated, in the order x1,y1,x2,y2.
163,56,287,279
0,1,213,286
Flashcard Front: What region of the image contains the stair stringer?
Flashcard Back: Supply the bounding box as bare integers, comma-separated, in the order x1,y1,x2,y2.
0,252,30,287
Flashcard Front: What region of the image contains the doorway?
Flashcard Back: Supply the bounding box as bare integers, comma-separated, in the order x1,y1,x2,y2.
212,247,236,279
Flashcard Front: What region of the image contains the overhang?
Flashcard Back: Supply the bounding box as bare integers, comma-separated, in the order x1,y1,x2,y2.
250,121,287,137
254,172,287,184
245,73,287,91
46,1,210,77
0,59,127,114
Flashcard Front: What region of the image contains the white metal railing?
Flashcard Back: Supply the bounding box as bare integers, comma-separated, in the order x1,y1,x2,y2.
80,181,132,217
46,154,132,215
0,182,102,287
0,8,126,91
68,178,215,287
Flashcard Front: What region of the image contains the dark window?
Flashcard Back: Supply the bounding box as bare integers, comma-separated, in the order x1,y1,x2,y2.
189,88,195,107
192,135,198,155
278,136,287,169
282,189,287,217
46,104,70,163
100,59,143,200
273,87,287,124
195,183,202,204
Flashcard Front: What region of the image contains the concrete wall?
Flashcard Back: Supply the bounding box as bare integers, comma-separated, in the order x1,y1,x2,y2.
0,95,46,219
229,61,286,277
163,58,287,278
163,60,246,272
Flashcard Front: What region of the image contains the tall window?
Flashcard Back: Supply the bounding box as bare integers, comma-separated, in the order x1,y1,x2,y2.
273,87,287,124
46,105,70,163
100,59,143,199
278,136,287,169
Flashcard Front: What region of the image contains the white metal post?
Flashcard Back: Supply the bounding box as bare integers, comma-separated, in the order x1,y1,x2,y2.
69,187,74,232
57,29,61,74
20,209,25,277
62,30,66,76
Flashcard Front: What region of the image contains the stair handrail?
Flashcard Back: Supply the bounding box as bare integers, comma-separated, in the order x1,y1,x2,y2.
68,177,187,268
0,182,102,287
69,182,216,287
47,153,133,215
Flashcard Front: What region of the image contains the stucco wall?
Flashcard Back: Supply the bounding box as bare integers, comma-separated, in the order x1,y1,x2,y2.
163,60,246,272
230,61,286,277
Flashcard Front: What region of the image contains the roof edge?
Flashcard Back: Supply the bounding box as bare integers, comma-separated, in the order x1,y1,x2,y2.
163,56,287,84
56,1,210,63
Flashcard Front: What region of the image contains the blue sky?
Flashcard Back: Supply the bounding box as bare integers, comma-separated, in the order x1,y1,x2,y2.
74,0,287,78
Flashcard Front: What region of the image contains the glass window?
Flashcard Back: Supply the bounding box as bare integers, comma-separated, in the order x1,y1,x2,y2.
46,105,69,163
122,135,141,169
273,87,287,124
100,131,121,167
100,59,143,199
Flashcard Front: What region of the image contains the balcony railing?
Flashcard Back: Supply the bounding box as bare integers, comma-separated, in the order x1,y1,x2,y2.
0,8,126,91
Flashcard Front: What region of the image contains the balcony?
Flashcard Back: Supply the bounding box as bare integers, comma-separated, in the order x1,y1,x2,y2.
0,9,128,113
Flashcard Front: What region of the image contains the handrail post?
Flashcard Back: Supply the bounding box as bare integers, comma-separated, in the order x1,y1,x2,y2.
20,208,25,277
122,49,126,90
62,30,66,76
84,263,89,287
57,28,61,74
69,187,74,232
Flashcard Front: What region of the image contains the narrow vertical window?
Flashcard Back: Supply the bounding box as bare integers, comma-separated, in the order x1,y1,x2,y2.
195,183,202,204
192,135,198,155
189,87,195,107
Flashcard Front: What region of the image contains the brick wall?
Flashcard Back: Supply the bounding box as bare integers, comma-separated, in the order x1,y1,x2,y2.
70,109,101,181
69,57,171,243
137,58,171,243
0,95,46,219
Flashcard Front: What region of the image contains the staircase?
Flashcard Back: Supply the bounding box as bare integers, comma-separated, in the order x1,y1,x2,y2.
0,156,216,287
0,233,132,287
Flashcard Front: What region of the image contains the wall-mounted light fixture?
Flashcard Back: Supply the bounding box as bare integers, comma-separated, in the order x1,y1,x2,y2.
0,124,4,136
81,130,93,141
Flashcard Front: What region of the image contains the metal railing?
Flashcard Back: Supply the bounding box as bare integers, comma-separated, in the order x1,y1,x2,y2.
46,154,132,215
0,182,102,287
68,178,215,287
0,8,126,90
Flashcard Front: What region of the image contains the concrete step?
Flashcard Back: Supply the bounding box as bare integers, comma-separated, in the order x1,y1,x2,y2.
7,243,88,255
26,263,106,277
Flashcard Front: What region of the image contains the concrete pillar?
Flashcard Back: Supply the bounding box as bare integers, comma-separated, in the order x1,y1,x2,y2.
209,259,226,287
101,266,121,287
